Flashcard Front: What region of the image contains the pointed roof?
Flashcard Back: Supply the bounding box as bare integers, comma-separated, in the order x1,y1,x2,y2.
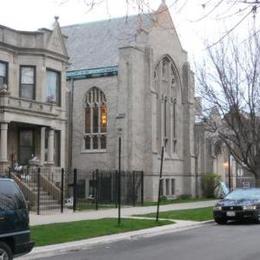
47,17,68,57
62,15,154,71
154,0,174,28
153,1,184,52
62,1,183,71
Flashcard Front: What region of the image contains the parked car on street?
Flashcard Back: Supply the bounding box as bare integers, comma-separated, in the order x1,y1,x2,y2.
0,178,34,259
213,188,260,224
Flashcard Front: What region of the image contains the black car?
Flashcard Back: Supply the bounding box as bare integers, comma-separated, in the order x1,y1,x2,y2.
0,178,34,259
213,188,260,224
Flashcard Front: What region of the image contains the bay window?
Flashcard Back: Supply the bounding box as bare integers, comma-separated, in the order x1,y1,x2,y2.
46,69,61,105
0,61,8,88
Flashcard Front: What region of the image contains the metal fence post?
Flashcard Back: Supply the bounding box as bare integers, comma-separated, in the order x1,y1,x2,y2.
132,171,136,207
92,171,95,197
61,168,64,213
73,168,77,212
114,171,118,208
37,167,41,215
141,171,144,206
95,169,99,210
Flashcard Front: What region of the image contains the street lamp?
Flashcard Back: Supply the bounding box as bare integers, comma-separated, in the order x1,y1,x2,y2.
116,113,125,225
118,131,122,225
224,156,231,191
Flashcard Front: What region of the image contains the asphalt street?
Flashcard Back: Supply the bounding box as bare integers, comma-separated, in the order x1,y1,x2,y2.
40,222,260,260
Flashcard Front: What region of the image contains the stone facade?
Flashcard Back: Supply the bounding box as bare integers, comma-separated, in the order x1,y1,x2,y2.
63,2,196,200
0,18,69,171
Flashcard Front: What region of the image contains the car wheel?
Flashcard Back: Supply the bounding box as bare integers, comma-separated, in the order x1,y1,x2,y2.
0,242,13,260
214,217,227,225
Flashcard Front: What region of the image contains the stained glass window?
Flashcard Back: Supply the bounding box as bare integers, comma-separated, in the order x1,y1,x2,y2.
84,87,107,150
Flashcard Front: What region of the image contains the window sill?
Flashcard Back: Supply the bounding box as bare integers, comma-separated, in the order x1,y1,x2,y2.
80,149,107,154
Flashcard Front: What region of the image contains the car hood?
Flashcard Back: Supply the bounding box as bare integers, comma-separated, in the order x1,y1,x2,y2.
216,199,260,206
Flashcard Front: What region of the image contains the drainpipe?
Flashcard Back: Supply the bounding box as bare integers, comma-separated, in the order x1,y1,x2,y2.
69,78,74,173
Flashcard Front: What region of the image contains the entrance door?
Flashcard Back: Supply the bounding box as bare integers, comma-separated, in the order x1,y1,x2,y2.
18,129,34,165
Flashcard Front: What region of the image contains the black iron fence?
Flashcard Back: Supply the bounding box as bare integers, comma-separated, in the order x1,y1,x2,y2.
8,167,144,215
68,169,144,211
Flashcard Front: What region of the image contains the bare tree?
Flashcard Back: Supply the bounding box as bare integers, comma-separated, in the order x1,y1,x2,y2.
188,0,260,47
197,30,260,185
58,0,259,46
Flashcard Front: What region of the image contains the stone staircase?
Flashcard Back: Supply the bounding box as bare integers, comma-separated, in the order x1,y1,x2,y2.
28,182,60,211
11,170,61,213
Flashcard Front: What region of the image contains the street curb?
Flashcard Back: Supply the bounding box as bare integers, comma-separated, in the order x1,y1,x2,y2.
19,220,214,259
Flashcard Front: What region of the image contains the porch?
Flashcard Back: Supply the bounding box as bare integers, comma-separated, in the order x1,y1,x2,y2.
0,121,62,171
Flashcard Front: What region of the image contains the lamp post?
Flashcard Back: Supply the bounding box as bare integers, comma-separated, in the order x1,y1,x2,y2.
228,153,231,190
118,133,121,225
116,113,125,225
224,155,231,191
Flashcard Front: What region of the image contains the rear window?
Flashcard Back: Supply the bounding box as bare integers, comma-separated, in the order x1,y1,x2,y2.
0,180,26,211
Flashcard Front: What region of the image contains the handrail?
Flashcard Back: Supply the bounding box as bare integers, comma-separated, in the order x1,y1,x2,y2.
10,172,36,207
39,173,61,202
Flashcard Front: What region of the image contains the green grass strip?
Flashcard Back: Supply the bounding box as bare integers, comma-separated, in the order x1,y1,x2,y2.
138,207,213,222
142,198,214,207
31,218,172,246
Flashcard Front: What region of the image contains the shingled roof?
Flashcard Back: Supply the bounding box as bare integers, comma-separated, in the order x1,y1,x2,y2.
62,15,154,71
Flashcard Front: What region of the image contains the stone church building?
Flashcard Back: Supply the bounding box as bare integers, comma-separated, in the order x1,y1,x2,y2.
63,1,196,200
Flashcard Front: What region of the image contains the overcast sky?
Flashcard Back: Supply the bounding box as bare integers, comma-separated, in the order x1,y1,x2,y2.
0,0,258,67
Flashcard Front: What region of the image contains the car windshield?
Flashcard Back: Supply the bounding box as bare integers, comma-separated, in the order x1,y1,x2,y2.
225,189,260,200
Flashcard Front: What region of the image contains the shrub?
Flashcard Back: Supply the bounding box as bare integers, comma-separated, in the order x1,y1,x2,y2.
177,194,192,200
201,173,220,198
160,195,168,202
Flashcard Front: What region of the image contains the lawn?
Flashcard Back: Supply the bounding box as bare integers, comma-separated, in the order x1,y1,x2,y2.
31,218,172,246
138,207,213,222
142,198,215,207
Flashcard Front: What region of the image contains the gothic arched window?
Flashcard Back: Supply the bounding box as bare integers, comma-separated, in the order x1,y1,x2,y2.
84,87,107,150
154,56,179,154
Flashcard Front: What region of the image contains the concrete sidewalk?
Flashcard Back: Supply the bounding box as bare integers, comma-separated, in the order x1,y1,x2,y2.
17,200,217,259
30,200,217,226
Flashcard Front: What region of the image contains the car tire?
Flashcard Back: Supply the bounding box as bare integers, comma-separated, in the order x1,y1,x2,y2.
214,217,227,225
0,242,13,260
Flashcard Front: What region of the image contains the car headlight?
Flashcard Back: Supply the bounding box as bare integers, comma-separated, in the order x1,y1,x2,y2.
213,206,222,211
243,205,257,210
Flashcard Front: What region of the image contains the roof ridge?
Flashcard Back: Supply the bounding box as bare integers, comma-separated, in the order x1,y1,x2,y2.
62,13,153,28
